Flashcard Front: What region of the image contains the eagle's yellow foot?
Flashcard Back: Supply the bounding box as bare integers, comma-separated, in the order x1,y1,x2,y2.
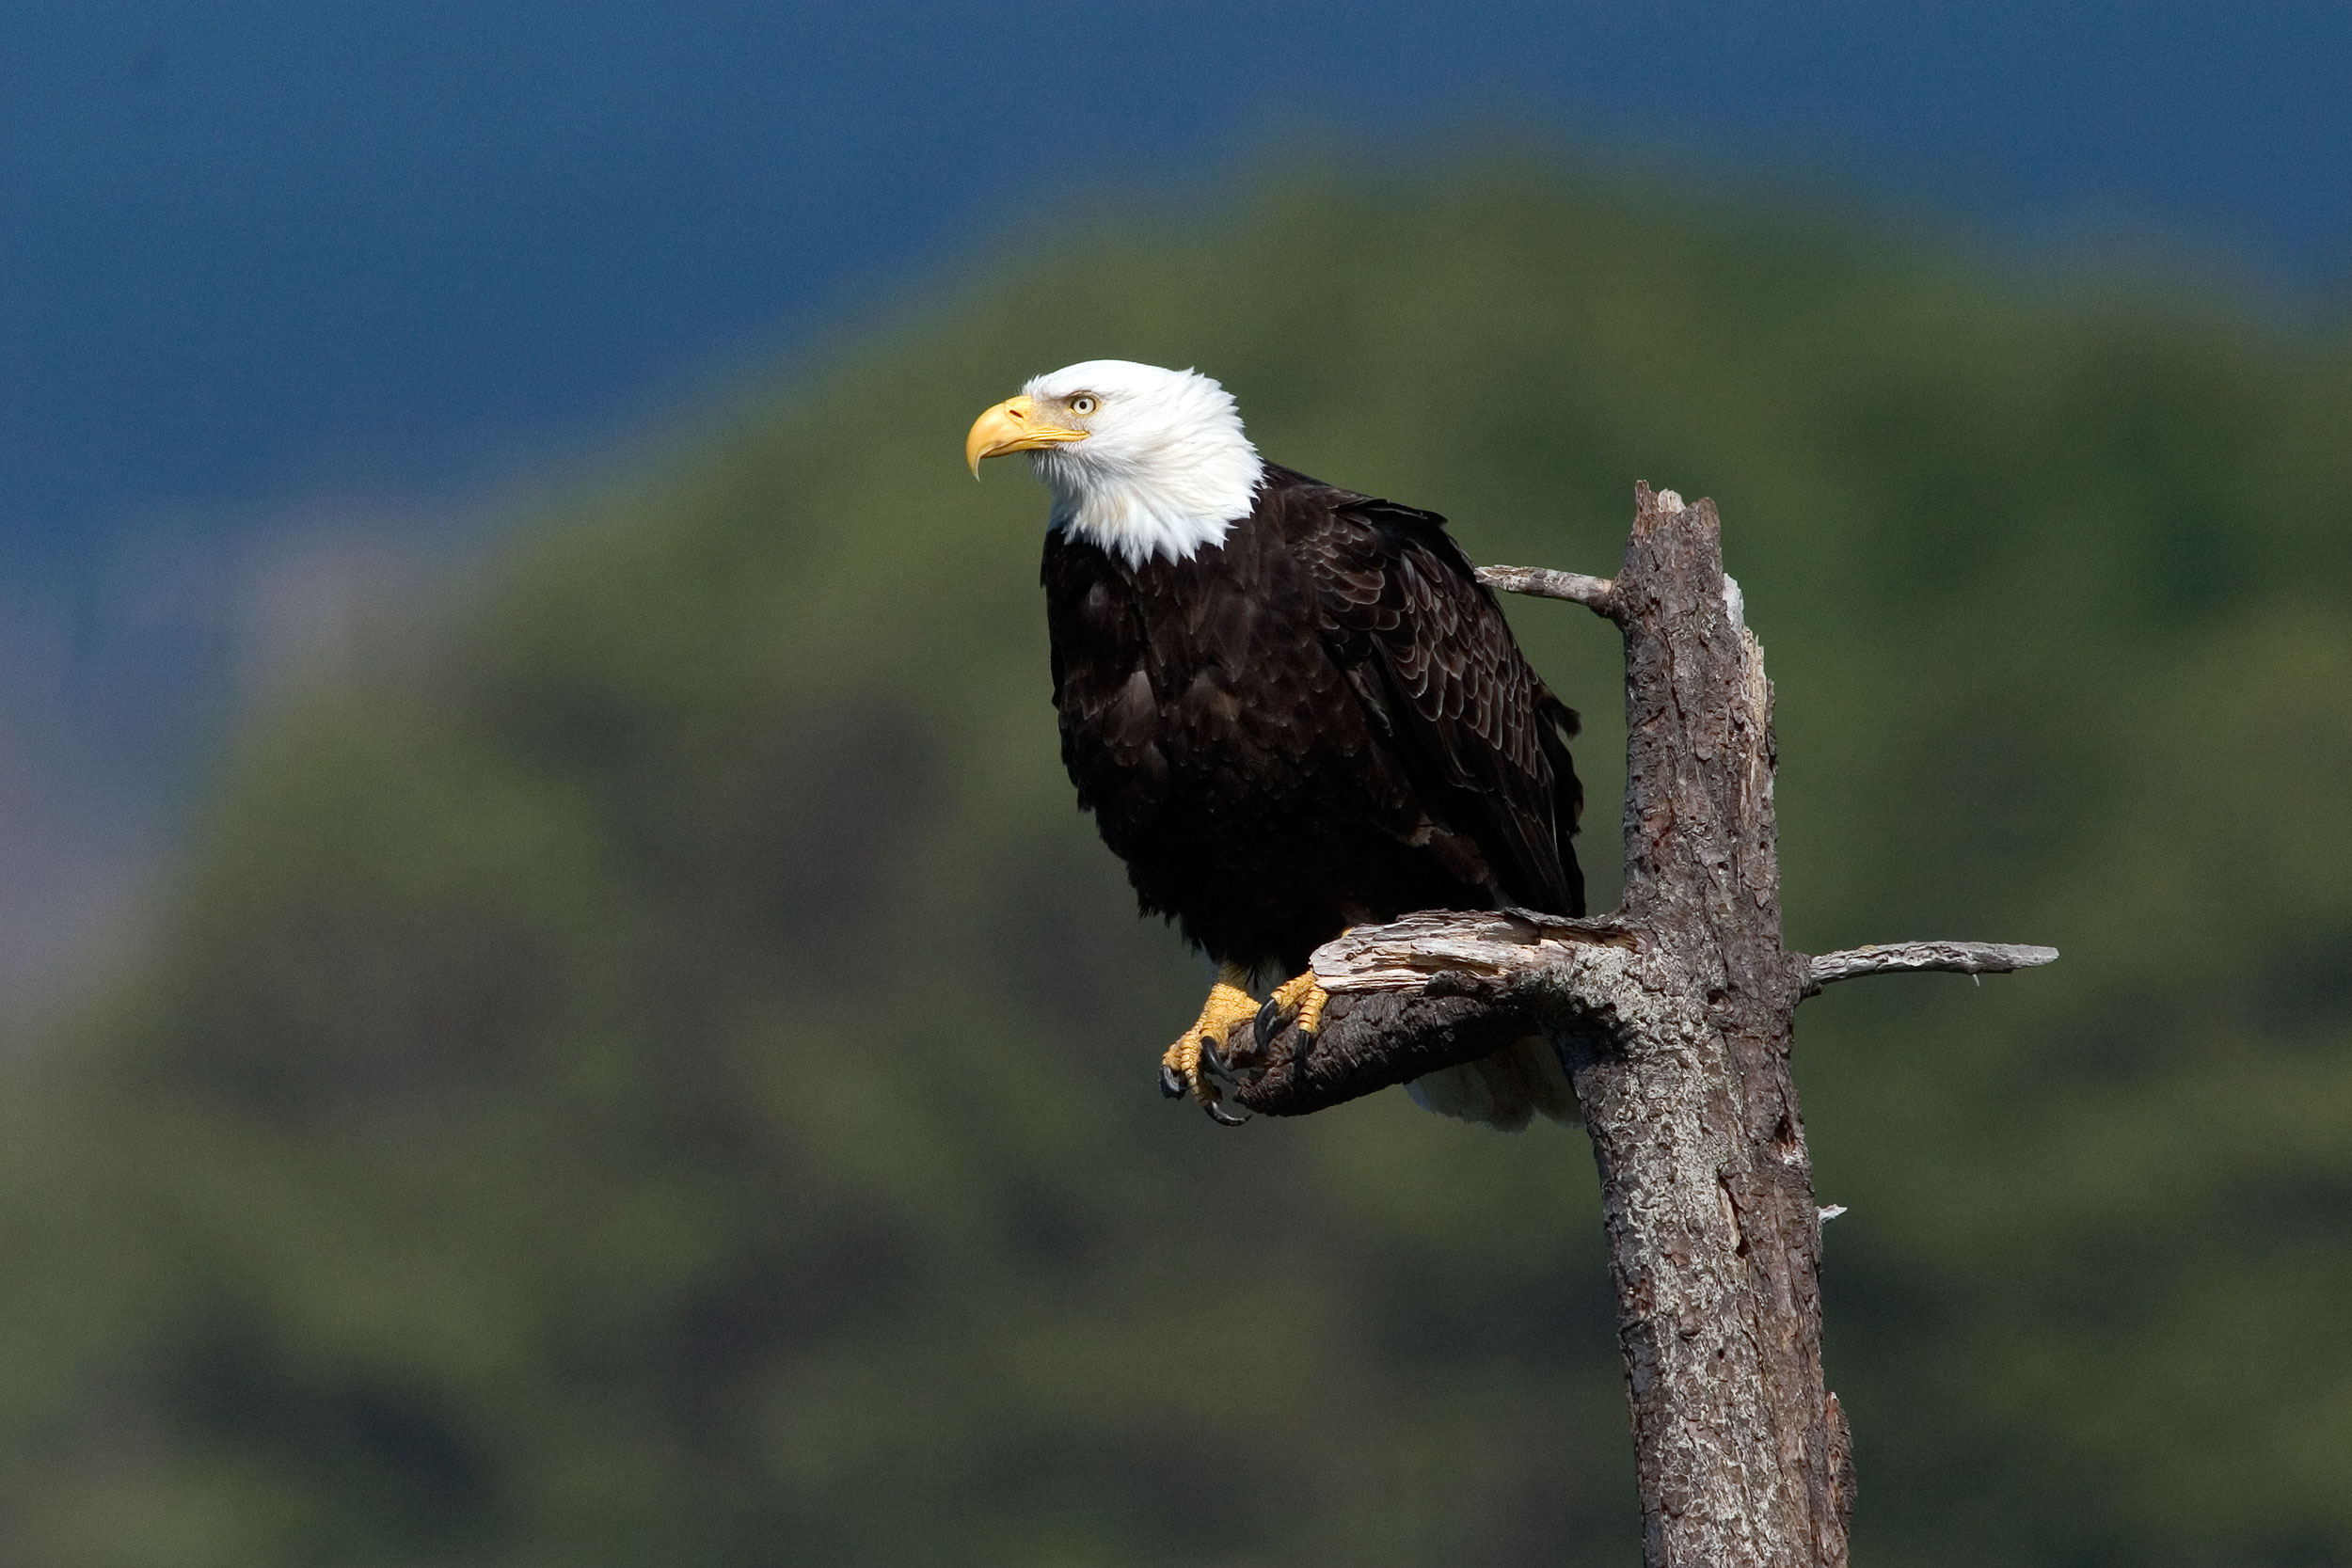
1159,962,1261,1125
1254,969,1331,1064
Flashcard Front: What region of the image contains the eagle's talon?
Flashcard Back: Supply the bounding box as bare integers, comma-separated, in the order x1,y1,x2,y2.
1261,970,1330,1069
1203,1100,1249,1127
1158,962,1261,1116
1200,1034,1232,1081
1253,996,1290,1053
1289,1022,1316,1077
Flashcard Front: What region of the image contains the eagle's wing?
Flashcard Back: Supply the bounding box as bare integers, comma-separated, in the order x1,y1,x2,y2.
1294,482,1585,918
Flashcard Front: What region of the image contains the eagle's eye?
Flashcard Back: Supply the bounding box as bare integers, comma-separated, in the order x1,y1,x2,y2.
1069,395,1099,416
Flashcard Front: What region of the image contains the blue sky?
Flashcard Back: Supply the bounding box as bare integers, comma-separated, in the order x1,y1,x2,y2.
7,0,2348,570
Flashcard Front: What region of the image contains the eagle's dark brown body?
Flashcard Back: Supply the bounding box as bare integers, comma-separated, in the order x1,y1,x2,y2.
1042,464,1583,975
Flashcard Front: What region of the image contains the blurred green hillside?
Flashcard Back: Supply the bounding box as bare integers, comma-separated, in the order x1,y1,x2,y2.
4,162,2348,1568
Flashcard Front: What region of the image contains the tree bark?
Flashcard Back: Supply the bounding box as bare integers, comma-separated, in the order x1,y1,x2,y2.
1227,485,2053,1568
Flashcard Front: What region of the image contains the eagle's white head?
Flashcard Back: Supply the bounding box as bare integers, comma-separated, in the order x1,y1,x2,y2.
965,360,1263,568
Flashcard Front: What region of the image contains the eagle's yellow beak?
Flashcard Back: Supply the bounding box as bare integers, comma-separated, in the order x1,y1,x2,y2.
966,395,1089,477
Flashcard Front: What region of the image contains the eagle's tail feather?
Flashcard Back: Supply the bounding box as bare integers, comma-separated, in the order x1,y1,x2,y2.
1405,1035,1579,1131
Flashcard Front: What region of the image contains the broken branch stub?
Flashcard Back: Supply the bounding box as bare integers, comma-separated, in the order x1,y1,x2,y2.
1232,483,2052,1568
1804,941,2058,991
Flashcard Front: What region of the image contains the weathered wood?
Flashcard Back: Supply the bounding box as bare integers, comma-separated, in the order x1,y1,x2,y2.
1476,562,1616,610
1804,941,2058,990
1233,990,1538,1117
1232,484,2054,1568
1309,908,1638,991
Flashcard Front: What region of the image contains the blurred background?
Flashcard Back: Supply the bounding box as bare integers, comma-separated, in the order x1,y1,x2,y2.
4,2,2349,1564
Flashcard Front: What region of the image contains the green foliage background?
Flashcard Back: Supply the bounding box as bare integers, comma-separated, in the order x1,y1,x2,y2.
3,161,2347,1566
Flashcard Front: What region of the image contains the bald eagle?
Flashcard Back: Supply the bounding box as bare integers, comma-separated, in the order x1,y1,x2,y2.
968,361,1583,1130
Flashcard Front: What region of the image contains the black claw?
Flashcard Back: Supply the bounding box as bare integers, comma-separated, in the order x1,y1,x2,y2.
1204,1100,1250,1127
1254,997,1291,1053
1160,1063,1186,1100
1200,1034,1231,1081
1289,1020,1317,1077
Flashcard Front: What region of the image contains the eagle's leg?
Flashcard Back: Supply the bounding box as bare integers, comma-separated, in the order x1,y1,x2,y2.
1254,969,1331,1061
1159,961,1261,1124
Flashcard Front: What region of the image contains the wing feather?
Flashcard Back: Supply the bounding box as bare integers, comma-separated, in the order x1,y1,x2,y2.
1292,482,1584,916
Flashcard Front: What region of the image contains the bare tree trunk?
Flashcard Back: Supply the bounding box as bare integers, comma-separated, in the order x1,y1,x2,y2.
1230,485,2052,1568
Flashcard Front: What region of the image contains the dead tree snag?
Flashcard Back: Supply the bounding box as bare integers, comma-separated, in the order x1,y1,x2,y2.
1231,485,2056,1568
